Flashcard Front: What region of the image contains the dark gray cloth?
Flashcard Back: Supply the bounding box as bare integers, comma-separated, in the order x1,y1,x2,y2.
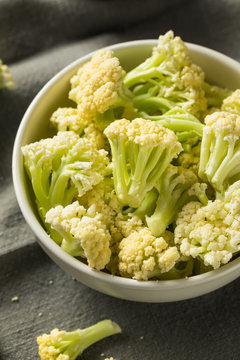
1,0,240,359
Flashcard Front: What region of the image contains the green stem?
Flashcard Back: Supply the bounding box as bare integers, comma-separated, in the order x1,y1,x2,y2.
212,145,240,191
110,138,130,205
198,128,214,180
133,188,159,220
133,95,174,113
206,134,228,180
63,320,121,360
156,119,203,136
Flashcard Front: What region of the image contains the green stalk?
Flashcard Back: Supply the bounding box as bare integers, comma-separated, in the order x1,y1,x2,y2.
124,53,165,88
157,119,203,136
206,134,228,179
202,81,231,107
142,110,200,123
199,129,214,180
62,320,121,360
31,166,49,211
146,188,191,237
133,188,159,220
213,144,240,191
128,146,164,206
176,131,199,142
110,138,130,205
147,148,175,184
50,170,71,207
61,231,85,257
133,95,174,113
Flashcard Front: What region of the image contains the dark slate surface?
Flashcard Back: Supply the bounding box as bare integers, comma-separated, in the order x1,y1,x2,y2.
1,0,240,359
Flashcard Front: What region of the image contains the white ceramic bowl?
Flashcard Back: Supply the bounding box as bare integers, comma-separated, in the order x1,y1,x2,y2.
12,40,240,302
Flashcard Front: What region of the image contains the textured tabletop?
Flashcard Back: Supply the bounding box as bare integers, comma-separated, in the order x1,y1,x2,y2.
1,0,240,359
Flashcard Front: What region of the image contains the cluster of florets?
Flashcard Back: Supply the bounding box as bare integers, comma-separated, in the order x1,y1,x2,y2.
22,31,240,280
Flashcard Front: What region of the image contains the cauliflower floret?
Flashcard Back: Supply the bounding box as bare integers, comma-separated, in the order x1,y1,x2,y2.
78,177,123,275
37,320,121,360
104,118,182,208
21,132,110,209
145,165,197,237
50,107,89,134
175,182,240,269
69,48,135,131
221,89,240,115
21,130,80,162
81,178,124,241
124,30,207,117
37,329,68,360
204,111,240,139
69,49,122,115
115,213,143,238
155,31,207,116
118,227,179,280
154,30,191,68
83,122,109,150
46,201,111,270
199,111,240,192
187,182,209,205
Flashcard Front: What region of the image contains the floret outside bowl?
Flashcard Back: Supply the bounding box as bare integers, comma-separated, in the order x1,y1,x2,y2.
12,39,240,303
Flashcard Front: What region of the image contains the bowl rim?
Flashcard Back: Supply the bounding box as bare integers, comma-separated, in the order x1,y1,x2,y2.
12,39,240,291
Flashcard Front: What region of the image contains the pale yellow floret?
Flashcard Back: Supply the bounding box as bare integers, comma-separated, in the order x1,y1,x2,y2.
104,118,182,151
154,31,206,116
222,89,240,115
118,227,179,280
176,64,206,116
204,111,240,140
78,178,123,251
115,213,143,238
69,49,123,120
46,201,111,270
50,107,89,133
61,137,110,197
79,178,120,224
154,30,191,68
174,187,240,269
83,122,109,150
45,201,86,233
71,214,111,270
37,328,69,360
187,182,208,203
158,246,181,273
21,131,79,160
26,135,110,199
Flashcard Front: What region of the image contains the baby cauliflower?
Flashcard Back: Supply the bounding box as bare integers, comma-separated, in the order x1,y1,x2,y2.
50,107,89,134
124,30,207,118
174,181,240,269
118,227,179,280
37,320,121,360
46,201,111,270
199,111,240,193
221,89,240,115
69,48,136,130
104,117,182,208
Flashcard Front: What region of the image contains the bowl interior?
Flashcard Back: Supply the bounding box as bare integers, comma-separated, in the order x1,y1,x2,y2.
13,40,240,302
